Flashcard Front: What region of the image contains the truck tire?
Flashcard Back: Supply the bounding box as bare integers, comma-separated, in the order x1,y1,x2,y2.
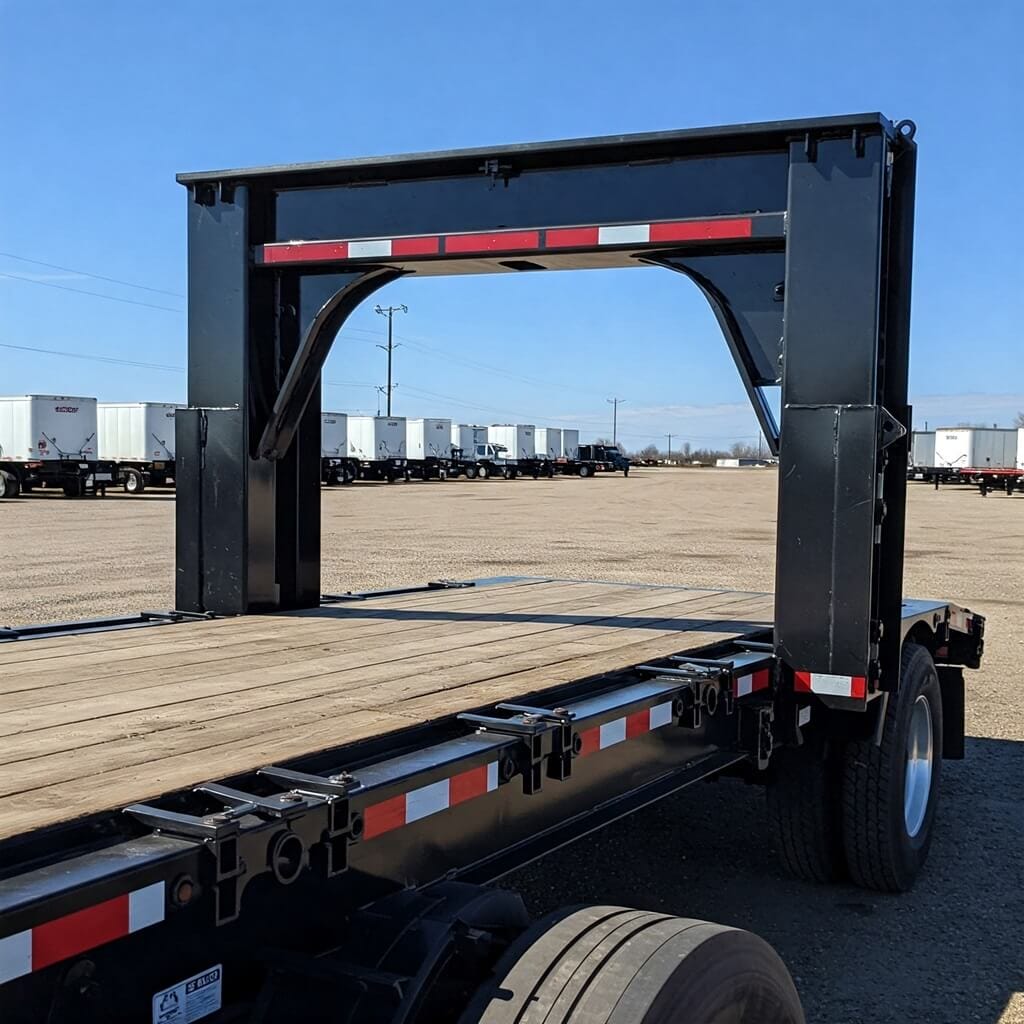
462,905,803,1024
0,470,20,499
478,464,491,480
842,643,943,892
579,464,592,478
465,465,478,479
766,745,845,883
503,466,513,479
123,469,145,494
62,479,84,498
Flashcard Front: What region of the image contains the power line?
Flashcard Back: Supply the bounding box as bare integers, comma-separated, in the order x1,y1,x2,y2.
0,271,183,313
0,341,185,372
0,252,184,297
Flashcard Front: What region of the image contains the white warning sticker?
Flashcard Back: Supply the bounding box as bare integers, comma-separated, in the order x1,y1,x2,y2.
152,964,223,1024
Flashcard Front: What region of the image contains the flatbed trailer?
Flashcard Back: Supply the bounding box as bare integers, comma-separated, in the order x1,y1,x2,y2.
1,113,989,1023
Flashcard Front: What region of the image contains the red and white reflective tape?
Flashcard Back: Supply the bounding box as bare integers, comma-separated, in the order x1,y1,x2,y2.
363,761,500,841
258,216,755,266
0,882,164,985
734,668,771,698
793,671,867,699
578,701,674,757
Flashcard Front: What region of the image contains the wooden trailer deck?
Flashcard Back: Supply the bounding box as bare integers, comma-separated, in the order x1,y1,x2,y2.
0,578,774,842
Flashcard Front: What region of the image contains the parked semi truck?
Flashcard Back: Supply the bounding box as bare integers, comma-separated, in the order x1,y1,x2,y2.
571,442,631,477
347,415,409,482
98,402,180,493
320,411,358,485
0,394,116,497
0,115,985,1024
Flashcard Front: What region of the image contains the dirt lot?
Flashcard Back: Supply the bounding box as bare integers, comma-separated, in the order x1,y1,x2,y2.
1,468,1021,1023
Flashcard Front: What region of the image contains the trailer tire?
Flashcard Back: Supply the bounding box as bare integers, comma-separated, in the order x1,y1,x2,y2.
462,905,803,1024
62,479,84,498
478,464,491,480
842,642,943,892
766,745,845,883
0,470,20,499
123,469,145,494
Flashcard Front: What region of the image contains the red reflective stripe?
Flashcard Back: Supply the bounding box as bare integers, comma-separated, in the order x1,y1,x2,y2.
545,226,601,248
648,218,752,242
444,230,540,253
751,668,771,691
363,794,407,839
625,710,649,739
578,727,600,757
850,675,867,699
261,241,348,263
392,235,440,256
450,764,489,806
32,895,129,971
793,671,812,692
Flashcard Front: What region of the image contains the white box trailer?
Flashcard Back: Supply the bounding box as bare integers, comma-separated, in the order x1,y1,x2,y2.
321,412,358,485
488,424,535,461
534,428,562,460
347,415,408,480
0,395,115,498
909,431,935,468
451,424,487,454
1019,428,1024,471
97,402,180,493
933,427,1017,470
560,428,580,460
407,418,452,460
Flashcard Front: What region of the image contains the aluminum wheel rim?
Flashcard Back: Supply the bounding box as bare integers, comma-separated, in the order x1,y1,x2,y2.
904,694,934,838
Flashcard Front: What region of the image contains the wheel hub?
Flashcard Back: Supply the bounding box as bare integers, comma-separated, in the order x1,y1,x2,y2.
903,694,934,838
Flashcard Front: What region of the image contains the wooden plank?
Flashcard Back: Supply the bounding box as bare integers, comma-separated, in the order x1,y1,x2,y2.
0,598,771,840
0,589,761,754
0,580,625,694
0,577,555,666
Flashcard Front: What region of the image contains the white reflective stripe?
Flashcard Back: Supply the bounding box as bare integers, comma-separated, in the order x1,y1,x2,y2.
128,882,165,932
486,761,499,792
405,779,450,823
735,674,753,697
599,718,627,748
808,673,854,697
649,702,673,729
597,224,650,245
0,930,32,984
348,239,393,258
798,706,812,727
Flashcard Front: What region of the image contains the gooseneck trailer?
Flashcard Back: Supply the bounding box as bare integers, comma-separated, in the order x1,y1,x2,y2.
0,114,986,1024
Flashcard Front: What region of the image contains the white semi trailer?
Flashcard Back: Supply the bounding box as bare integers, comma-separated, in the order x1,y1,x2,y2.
933,427,1017,471
321,412,358,485
98,402,180,493
347,415,409,481
406,418,452,479
0,395,116,498
534,427,562,460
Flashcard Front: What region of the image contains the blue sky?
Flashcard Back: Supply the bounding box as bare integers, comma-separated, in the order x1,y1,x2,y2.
2,0,1021,449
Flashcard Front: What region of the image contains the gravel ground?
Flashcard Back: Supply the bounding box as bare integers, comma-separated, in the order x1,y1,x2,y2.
1,469,1021,1022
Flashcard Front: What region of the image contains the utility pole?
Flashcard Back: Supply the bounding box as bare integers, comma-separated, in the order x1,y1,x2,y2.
607,397,625,446
374,304,407,415
665,434,673,460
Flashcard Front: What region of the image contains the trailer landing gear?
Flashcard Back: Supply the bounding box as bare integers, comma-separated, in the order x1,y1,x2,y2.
463,905,804,1024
